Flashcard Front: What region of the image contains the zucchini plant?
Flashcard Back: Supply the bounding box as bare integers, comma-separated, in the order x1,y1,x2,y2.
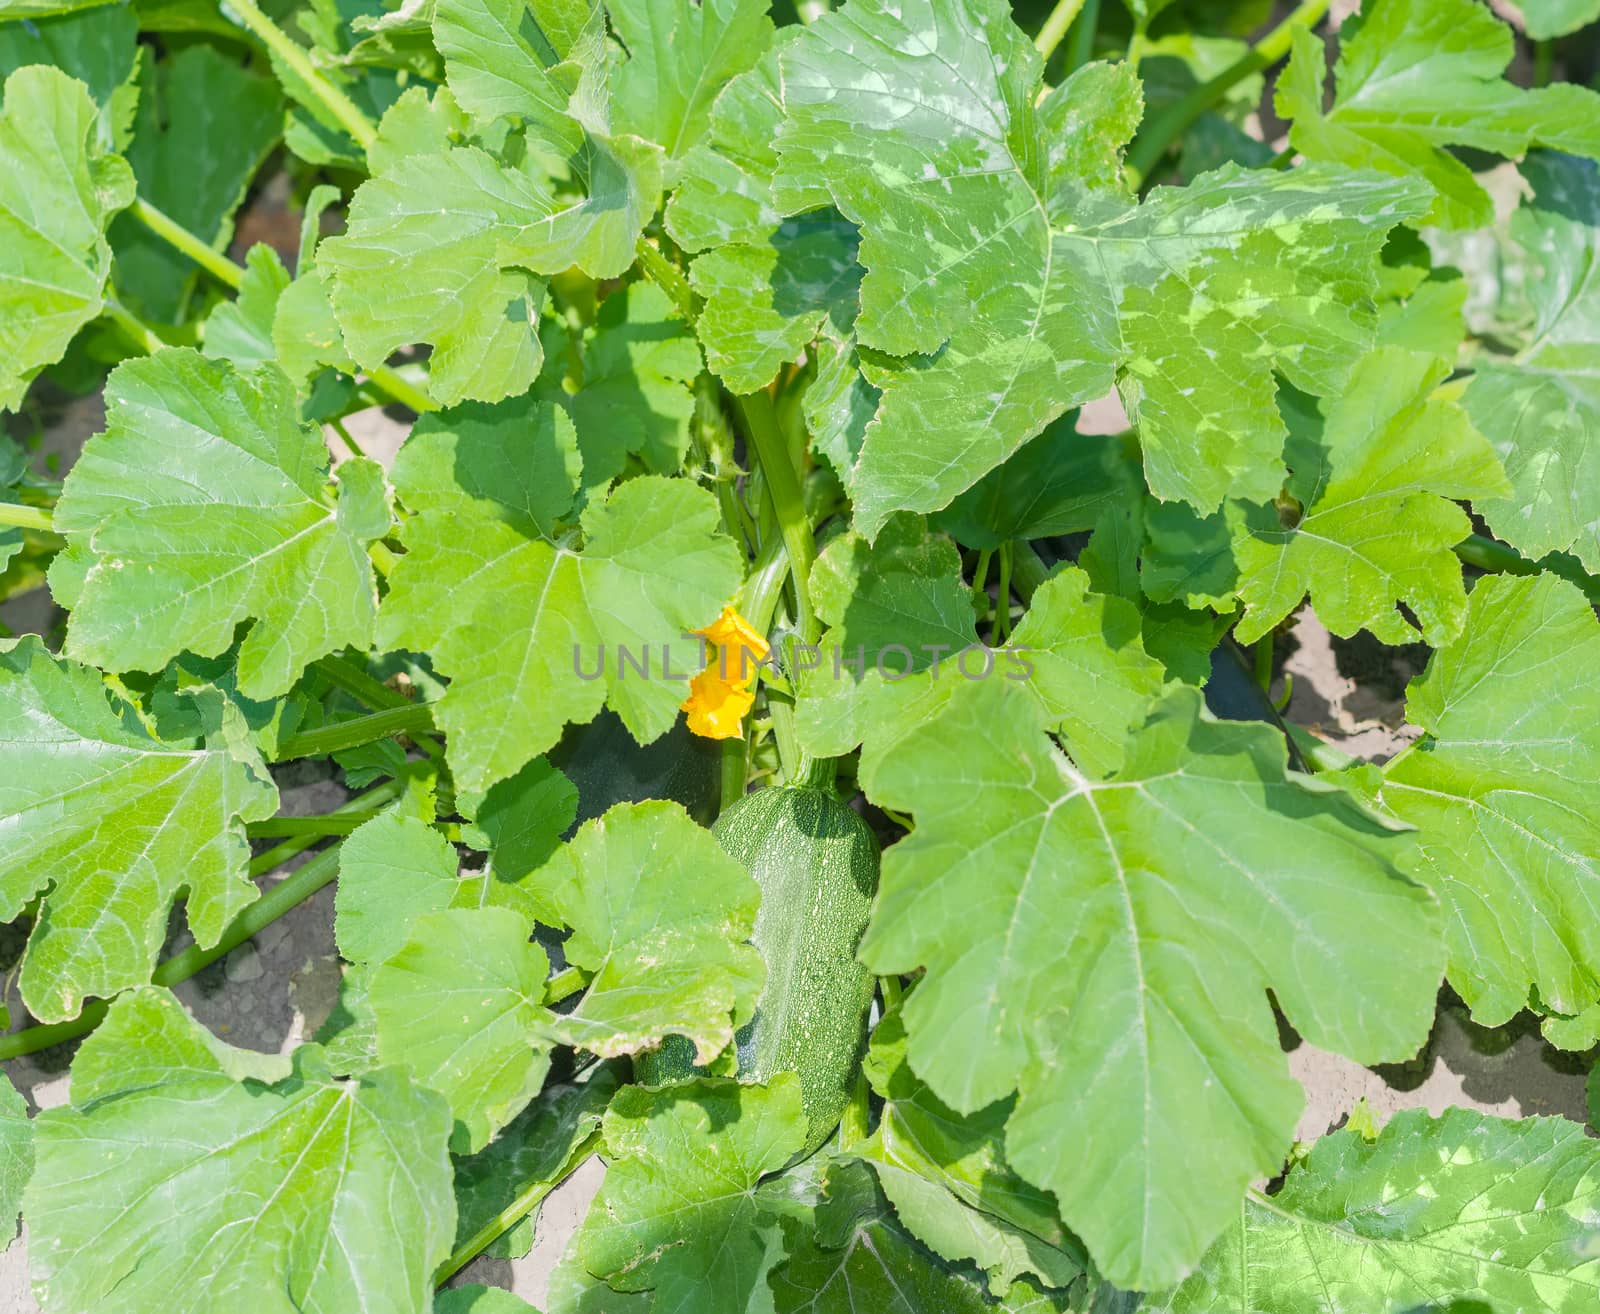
1,0,1599,1309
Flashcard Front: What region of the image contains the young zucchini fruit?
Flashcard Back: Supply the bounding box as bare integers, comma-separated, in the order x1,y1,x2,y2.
637,786,880,1155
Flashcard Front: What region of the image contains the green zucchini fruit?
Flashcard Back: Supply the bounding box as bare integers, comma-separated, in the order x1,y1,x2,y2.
637,786,880,1154
548,709,721,835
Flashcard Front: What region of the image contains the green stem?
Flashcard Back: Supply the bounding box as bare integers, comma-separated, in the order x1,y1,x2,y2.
368,541,401,577
127,195,434,413
1454,532,1600,605
971,547,993,618
310,652,449,781
1286,722,1356,774
880,974,903,1012
719,736,750,811
367,364,436,415
795,0,831,22
246,779,402,875
721,536,790,808
274,702,438,761
544,966,593,1006
736,393,816,645
995,543,1013,642
1125,0,1329,185
1034,0,1085,60
1008,540,1053,603
837,1073,871,1152
328,415,366,460
1063,0,1100,73
433,1129,602,1285
1533,39,1554,89
131,197,244,290
313,654,411,710
245,810,383,838
102,299,165,356
227,0,377,149
1254,633,1273,694
1454,532,1539,578
634,236,697,324
0,502,54,534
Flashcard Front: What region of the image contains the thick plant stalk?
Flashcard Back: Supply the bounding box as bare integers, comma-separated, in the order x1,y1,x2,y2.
125,188,436,413
433,1129,603,1284
131,197,245,291
102,299,166,355
0,502,54,533
634,236,697,323
1064,0,1101,72
1126,0,1330,185
736,392,816,645
1035,0,1087,60
226,0,377,149
274,702,439,761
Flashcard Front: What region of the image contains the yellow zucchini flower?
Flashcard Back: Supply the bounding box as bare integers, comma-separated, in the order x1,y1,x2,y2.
681,607,768,739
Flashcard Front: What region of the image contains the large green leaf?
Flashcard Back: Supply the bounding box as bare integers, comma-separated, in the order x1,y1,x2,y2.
609,0,773,164
1277,0,1600,228
1464,153,1600,572
0,65,134,412
379,458,741,794
663,34,865,397
530,800,764,1062
360,800,761,1148
857,678,1442,1288
554,281,703,487
0,637,276,1021
1520,0,1600,38
796,519,1167,779
319,146,553,407
1232,347,1509,647
369,906,554,1153
0,1073,32,1249
577,1076,807,1312
0,0,137,148
1374,572,1600,1035
27,989,454,1314
770,1160,997,1313
858,1012,1084,1294
111,44,283,322
770,0,1427,532
53,350,392,699
432,0,664,274
1150,1107,1600,1313
451,1063,619,1262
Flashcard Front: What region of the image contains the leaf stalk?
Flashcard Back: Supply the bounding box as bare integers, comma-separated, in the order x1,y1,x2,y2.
131,197,244,291
0,502,55,534
1125,0,1329,186
1034,0,1086,61
226,0,378,149
433,1129,603,1285
274,701,439,761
